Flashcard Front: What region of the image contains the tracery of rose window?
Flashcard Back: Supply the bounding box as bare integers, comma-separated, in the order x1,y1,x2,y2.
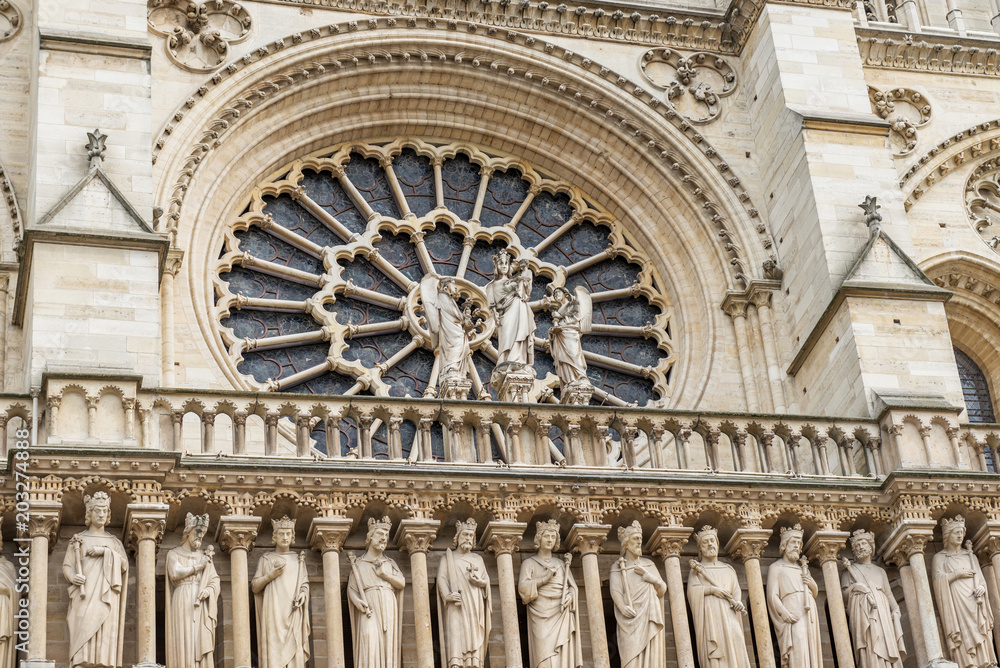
214,140,675,416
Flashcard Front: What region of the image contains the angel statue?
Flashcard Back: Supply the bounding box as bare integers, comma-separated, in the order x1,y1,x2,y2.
421,275,477,397
546,286,592,390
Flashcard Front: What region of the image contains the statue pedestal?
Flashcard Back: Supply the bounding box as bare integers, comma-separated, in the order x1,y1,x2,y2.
561,379,594,405
439,373,472,401
491,365,536,403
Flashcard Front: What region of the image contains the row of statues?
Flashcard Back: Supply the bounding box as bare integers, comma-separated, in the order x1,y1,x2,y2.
422,250,594,403
53,494,998,668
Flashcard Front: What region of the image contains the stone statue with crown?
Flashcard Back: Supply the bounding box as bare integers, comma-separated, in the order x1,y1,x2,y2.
437,519,492,668
166,512,221,668
688,525,750,668
841,529,905,668
485,250,537,402
609,521,666,668
932,515,997,668
519,519,582,668
348,516,406,668
252,515,311,668
766,524,822,668
62,491,129,668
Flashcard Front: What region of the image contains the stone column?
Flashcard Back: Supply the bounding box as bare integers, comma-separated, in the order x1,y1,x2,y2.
25,509,60,666
647,526,695,668
882,522,950,666
750,286,787,413
396,519,441,668
722,295,760,412
161,251,183,386
126,504,169,668
309,517,354,668
972,523,1000,651
566,524,612,668
217,515,262,668
726,527,775,668
481,521,527,668
804,531,855,668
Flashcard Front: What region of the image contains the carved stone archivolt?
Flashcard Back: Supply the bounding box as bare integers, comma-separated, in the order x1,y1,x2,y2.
640,49,737,124
214,139,675,407
868,86,931,156
147,0,252,72
0,0,21,43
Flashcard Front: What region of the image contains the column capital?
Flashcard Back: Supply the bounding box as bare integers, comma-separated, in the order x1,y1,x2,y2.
971,522,1000,560
645,525,694,558
480,520,527,556
880,520,935,567
307,517,353,554
394,518,441,554
720,292,750,318
25,510,61,546
725,527,772,562
216,514,261,553
124,503,169,552
565,523,611,556
804,530,850,564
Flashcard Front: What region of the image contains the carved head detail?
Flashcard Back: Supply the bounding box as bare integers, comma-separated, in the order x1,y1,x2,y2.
778,523,804,558
84,491,112,528
618,520,643,556
695,525,719,558
533,519,561,550
366,516,392,550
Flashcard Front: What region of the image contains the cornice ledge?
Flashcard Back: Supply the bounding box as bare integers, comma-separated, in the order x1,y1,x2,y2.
39,27,152,58
856,27,1000,80
794,108,891,136
766,0,855,9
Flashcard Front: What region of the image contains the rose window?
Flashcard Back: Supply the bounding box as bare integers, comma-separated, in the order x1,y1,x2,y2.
214,140,675,417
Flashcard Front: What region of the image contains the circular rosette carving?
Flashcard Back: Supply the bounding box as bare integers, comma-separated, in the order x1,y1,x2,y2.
966,161,1000,254
148,0,252,72
0,0,22,42
214,140,676,407
868,86,932,156
640,48,736,124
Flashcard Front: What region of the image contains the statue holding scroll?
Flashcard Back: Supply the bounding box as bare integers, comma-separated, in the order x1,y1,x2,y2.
688,526,750,668
609,521,666,668
437,519,492,668
841,529,905,668
766,524,822,668
519,520,582,668
252,516,311,668
62,491,129,668
932,515,997,668
348,516,406,668
166,512,221,668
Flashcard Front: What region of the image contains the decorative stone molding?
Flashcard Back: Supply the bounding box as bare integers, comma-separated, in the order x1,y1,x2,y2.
0,163,21,243
857,29,1000,79
868,87,931,156
147,0,253,72
308,516,353,553
216,514,261,552
481,521,527,555
395,518,441,554
965,161,1000,254
0,0,22,43
804,530,849,564
566,523,611,555
640,49,737,124
152,20,773,280
725,527,771,561
646,525,693,557
124,503,169,552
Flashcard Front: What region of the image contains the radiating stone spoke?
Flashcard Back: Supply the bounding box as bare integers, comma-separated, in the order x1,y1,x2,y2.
295,192,363,243
244,329,330,352
531,214,581,255
234,295,310,312
584,351,654,378
268,360,333,391
590,323,655,338
345,318,408,339
564,248,614,276
375,337,423,375
237,253,323,287
256,215,326,257
591,283,643,302
341,282,408,311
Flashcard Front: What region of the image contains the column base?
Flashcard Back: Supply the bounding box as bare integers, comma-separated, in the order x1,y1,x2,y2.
925,661,958,668
20,661,55,668
133,663,165,668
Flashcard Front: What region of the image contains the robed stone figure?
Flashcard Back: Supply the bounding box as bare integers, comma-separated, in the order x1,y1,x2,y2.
348,516,406,668
62,491,129,668
518,520,582,668
688,526,750,668
166,512,221,668
766,524,822,668
609,521,666,668
841,530,905,668
0,517,16,668
437,519,492,668
546,286,592,388
252,516,310,668
421,275,472,380
486,251,535,370
932,515,997,668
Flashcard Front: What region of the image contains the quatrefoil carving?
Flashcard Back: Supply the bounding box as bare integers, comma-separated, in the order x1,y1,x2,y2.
868,87,932,156
147,0,252,72
0,0,23,43
639,48,737,124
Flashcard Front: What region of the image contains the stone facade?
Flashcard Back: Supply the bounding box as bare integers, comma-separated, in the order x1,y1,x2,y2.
1,0,999,666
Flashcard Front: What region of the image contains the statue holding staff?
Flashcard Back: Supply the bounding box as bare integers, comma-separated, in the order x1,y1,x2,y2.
252,516,311,668
348,516,406,668
841,529,905,668
437,519,492,668
609,521,666,668
687,526,750,668
766,524,822,668
166,512,221,668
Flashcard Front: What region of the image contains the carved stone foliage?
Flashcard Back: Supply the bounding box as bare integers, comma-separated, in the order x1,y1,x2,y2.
965,161,1000,254
214,139,675,409
857,31,1000,78
147,0,252,72
868,87,931,156
0,0,21,42
640,49,736,124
